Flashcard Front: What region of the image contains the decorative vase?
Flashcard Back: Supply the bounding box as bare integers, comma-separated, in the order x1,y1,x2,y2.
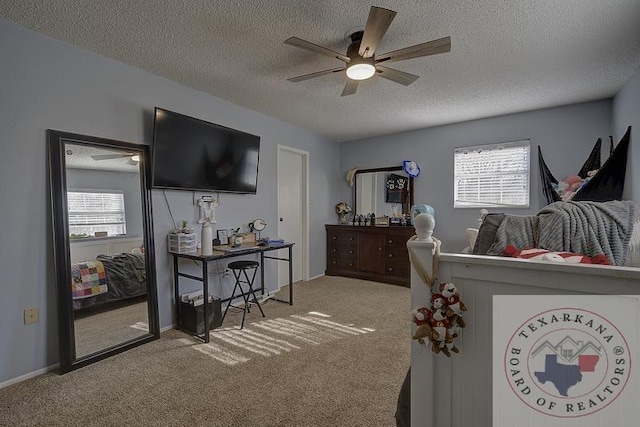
338,213,347,224
201,223,213,255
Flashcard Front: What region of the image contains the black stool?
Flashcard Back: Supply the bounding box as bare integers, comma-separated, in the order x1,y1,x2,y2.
222,260,265,329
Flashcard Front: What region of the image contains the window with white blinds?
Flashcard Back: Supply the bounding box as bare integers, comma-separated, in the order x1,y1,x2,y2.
454,140,530,208
67,190,127,237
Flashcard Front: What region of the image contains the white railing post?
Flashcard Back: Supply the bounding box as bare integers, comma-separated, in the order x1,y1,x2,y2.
407,213,436,427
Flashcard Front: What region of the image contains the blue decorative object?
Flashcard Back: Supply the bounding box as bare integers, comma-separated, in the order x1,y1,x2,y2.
410,204,435,219
403,160,420,177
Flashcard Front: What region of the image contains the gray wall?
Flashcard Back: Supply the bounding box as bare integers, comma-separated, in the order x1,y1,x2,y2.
612,65,640,201
0,18,340,384
66,169,144,238
340,100,614,252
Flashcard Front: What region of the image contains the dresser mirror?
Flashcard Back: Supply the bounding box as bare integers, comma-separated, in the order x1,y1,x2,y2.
353,166,414,217
48,130,159,373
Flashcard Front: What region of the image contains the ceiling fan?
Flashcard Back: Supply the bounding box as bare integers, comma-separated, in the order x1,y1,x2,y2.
91,153,140,165
284,6,451,96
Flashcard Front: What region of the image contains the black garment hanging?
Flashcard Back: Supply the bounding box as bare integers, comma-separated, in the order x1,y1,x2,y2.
538,126,631,205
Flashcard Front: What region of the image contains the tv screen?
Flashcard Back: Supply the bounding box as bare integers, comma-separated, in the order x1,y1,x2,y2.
152,107,260,194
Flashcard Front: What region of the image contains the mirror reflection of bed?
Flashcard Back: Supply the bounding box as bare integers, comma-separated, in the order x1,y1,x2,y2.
64,142,151,360
70,247,149,358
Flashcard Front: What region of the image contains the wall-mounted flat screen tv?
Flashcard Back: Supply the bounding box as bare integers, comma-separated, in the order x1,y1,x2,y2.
152,107,260,194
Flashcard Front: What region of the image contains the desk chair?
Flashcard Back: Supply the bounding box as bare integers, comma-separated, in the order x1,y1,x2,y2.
222,260,265,329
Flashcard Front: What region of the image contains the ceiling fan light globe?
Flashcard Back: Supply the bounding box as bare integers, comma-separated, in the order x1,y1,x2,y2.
131,155,140,162
346,63,375,80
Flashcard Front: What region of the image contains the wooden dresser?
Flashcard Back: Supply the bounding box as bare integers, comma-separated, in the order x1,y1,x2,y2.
325,224,416,287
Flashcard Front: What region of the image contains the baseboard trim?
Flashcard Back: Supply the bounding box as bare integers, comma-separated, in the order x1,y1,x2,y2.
308,273,324,281
2,327,177,389
0,363,59,390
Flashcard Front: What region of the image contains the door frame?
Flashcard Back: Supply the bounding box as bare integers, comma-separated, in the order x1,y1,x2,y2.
277,144,309,282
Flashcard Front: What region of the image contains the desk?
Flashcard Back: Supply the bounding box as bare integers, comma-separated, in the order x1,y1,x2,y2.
172,242,294,342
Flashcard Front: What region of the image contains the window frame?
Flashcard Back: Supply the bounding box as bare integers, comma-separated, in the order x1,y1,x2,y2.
453,139,531,209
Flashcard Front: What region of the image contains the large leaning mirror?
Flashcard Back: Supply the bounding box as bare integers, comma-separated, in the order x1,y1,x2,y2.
353,166,414,217
48,130,159,373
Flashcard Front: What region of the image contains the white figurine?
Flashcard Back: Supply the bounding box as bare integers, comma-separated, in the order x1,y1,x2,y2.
197,198,218,225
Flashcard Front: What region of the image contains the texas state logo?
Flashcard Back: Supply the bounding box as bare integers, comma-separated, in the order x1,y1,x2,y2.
504,307,631,418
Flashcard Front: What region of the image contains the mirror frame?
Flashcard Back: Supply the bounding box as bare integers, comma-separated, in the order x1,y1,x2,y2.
353,166,415,217
48,129,160,373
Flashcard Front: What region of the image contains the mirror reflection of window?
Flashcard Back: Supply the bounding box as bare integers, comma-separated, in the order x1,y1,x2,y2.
356,173,377,215
67,189,127,238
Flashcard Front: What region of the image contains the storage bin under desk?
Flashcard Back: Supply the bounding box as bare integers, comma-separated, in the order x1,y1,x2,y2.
178,299,222,335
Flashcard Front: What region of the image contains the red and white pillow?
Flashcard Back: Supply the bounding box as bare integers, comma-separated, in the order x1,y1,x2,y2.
502,245,610,265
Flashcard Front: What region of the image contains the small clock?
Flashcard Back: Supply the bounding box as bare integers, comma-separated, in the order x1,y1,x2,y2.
249,218,267,232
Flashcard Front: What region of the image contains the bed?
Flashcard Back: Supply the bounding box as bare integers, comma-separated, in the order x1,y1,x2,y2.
71,252,147,311
407,201,640,426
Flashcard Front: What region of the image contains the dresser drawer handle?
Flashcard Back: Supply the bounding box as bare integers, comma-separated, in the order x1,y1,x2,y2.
388,239,393,244
388,253,393,258
332,248,337,253
349,262,353,267
332,261,336,264
349,250,354,254
332,236,336,240
388,267,393,272
349,237,353,241
378,247,383,251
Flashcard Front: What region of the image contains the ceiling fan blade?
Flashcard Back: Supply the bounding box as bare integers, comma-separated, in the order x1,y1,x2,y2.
284,37,350,63
127,158,139,166
376,66,419,86
376,36,451,64
287,67,345,83
359,6,397,58
341,79,359,97
91,153,133,160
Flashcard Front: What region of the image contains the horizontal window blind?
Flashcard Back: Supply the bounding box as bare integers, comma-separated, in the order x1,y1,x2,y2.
454,140,530,208
67,190,127,236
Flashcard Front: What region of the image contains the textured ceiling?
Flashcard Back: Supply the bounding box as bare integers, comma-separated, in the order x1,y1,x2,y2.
2,1,640,142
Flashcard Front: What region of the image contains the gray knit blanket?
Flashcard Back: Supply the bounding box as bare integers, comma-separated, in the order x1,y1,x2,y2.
486,201,637,266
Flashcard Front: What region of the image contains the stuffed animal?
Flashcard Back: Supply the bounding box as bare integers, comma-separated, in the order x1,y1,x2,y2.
431,293,445,310
439,282,467,328
429,309,453,357
411,307,435,346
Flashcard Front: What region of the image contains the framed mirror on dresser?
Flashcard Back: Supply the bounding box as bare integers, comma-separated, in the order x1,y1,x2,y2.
353,166,414,217
48,130,160,373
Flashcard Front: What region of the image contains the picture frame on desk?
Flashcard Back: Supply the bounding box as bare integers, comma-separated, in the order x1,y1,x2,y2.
216,229,228,244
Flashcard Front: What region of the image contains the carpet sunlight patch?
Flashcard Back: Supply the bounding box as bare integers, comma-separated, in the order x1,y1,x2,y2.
130,322,149,331
179,313,374,366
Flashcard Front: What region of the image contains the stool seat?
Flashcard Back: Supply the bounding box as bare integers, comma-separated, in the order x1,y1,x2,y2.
222,260,264,329
228,260,259,270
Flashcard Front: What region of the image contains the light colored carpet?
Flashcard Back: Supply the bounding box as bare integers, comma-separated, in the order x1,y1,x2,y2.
0,276,410,426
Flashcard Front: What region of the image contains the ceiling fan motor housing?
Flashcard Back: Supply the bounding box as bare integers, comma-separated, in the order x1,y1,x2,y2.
346,31,375,80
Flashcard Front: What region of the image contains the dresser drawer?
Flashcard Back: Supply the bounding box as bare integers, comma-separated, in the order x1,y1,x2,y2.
384,259,410,278
328,245,357,259
328,232,357,247
328,257,357,270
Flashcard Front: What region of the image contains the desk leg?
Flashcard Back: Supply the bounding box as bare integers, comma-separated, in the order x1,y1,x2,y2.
260,251,265,296
288,245,293,305
173,256,180,329
202,261,210,343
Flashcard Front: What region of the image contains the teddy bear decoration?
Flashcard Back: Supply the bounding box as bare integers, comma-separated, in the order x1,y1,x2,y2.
411,282,466,357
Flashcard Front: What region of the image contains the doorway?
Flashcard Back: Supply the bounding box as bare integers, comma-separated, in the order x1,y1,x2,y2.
277,145,309,286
